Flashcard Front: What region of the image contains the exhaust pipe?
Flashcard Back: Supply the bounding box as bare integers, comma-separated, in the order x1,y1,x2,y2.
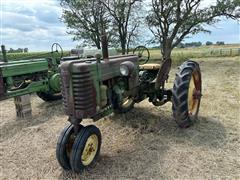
101,34,109,61
1,45,7,62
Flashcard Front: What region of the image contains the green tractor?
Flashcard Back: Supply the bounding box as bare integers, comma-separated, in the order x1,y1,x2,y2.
56,35,202,173
0,44,120,103
0,44,64,101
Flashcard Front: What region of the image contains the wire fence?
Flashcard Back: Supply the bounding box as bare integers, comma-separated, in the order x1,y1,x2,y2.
208,48,240,57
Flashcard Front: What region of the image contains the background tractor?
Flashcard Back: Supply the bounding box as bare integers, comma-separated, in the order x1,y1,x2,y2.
56,35,202,173
0,44,64,102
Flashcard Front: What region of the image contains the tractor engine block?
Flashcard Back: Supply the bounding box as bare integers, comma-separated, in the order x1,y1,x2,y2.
60,55,139,122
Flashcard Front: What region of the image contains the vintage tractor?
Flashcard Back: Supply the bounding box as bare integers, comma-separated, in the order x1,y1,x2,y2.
56,35,202,173
0,44,64,101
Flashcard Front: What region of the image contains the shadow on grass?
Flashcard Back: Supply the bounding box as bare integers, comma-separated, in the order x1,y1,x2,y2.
113,106,227,148
0,100,63,142
57,106,226,179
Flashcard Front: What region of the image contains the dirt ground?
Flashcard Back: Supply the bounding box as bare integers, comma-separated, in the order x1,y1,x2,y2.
0,57,239,180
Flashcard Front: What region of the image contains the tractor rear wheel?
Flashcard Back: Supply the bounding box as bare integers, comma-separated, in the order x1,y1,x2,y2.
172,60,202,128
37,92,62,102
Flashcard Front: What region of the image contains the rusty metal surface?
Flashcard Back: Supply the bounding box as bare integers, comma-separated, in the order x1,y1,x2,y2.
60,54,139,120
72,71,97,119
60,60,97,120
100,55,138,80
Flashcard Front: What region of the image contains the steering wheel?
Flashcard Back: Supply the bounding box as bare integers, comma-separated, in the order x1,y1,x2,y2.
133,46,150,65
51,43,63,58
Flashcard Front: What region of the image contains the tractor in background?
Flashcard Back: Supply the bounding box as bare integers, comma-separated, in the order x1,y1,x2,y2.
56,35,202,173
0,43,65,102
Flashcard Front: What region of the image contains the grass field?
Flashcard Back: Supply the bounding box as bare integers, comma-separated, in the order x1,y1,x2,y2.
2,44,239,64
0,56,239,179
148,44,240,66
2,51,70,61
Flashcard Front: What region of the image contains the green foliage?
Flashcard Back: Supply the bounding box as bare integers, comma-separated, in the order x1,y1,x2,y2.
146,0,239,59
60,0,108,49
206,41,213,46
184,42,202,48
60,0,142,54
100,0,143,54
216,41,225,45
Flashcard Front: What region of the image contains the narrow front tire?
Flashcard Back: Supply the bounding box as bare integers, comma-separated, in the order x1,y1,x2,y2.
70,125,101,173
56,124,75,170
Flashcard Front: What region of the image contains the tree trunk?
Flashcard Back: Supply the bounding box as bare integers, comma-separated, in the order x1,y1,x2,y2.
162,41,172,60
163,49,172,60
154,41,173,90
126,37,131,54
95,35,101,49
121,40,126,55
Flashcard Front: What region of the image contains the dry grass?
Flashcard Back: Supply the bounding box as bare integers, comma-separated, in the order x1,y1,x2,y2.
0,57,240,180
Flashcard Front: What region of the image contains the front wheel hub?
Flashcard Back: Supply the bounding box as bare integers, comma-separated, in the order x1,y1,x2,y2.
81,134,99,166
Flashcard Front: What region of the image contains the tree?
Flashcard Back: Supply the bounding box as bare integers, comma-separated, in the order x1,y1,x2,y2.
184,42,202,47
206,41,213,46
100,0,142,54
146,0,239,60
60,0,109,49
24,48,28,53
177,42,185,48
216,41,225,45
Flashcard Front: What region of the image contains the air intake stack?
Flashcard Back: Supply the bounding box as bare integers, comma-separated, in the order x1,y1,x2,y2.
101,34,109,61
1,45,7,62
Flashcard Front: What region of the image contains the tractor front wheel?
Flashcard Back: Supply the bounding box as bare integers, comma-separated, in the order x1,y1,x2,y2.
56,124,83,170
172,60,202,128
70,125,101,173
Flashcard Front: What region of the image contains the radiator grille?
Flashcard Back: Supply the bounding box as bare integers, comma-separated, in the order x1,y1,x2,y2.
60,70,71,115
61,69,97,119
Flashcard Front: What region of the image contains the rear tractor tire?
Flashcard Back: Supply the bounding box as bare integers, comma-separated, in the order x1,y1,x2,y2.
172,60,202,128
37,92,62,102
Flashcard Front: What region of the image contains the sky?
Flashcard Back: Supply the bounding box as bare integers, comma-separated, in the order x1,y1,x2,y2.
0,0,239,52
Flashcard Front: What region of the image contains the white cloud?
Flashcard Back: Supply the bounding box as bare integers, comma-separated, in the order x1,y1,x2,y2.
0,0,239,51
0,0,77,51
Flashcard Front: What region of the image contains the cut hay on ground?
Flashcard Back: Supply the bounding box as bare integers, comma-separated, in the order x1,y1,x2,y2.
0,57,239,179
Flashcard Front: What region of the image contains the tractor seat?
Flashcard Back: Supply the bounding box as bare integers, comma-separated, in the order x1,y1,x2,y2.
139,63,161,70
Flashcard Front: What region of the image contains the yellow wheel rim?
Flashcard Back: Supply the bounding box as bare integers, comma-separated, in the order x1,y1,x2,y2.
121,97,133,108
81,134,98,166
188,71,201,116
